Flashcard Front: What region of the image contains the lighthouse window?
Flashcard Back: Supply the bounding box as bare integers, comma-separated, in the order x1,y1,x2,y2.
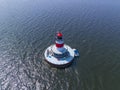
57,37,62,39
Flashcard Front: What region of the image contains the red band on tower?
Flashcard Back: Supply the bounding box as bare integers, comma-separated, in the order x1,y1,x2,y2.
56,43,64,48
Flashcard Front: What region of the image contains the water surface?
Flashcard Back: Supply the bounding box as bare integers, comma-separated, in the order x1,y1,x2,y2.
0,0,120,90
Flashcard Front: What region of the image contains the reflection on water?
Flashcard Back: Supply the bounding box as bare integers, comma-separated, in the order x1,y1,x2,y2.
0,0,120,89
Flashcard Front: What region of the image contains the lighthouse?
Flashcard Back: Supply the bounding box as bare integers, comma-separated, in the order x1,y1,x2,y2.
44,32,78,68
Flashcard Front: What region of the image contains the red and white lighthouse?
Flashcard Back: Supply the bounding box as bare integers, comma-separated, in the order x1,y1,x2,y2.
44,32,76,68
55,32,64,48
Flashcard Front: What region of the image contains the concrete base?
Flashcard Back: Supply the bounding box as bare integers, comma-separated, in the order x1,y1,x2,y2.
44,44,74,68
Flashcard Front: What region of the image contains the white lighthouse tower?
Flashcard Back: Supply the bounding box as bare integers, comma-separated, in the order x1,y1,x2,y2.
44,32,76,68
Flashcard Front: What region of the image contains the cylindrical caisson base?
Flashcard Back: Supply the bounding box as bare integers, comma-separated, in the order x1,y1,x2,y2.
44,44,74,68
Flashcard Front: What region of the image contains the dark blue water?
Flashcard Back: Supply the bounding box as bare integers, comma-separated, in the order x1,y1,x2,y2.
0,0,120,90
